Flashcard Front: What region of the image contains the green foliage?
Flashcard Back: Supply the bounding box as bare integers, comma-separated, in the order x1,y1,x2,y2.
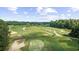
50,19,79,29
69,28,79,38
0,19,9,50
50,19,79,38
6,21,50,27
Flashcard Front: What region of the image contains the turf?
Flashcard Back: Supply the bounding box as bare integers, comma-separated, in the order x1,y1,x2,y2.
8,25,79,51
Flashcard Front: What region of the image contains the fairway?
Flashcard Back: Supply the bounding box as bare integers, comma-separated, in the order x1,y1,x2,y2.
8,25,79,51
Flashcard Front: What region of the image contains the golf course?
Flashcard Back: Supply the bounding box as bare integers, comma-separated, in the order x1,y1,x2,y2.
8,25,79,51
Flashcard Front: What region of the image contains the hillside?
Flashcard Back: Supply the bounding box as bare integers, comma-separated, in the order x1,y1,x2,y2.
8,25,79,51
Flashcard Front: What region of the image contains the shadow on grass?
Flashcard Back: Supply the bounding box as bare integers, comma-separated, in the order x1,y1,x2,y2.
22,32,65,51
63,34,79,43
21,32,56,51
24,32,53,41
21,32,79,51
63,34,79,39
59,34,79,50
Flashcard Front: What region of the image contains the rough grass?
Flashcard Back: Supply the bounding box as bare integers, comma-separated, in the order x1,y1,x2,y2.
8,25,79,51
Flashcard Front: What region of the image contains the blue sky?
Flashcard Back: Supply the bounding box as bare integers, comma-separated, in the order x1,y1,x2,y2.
0,7,79,22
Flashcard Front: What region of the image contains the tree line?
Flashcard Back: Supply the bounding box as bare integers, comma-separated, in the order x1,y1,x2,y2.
50,19,79,38
50,19,79,29
6,21,50,27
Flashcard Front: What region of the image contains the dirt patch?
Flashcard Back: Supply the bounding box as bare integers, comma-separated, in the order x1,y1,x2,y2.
8,35,25,51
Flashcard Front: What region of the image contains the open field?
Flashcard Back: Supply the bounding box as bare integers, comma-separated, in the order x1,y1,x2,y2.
8,25,79,51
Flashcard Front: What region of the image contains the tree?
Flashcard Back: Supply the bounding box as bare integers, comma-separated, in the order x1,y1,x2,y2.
0,19,9,50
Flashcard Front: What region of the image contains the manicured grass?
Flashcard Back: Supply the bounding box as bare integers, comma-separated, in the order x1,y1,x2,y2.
9,25,79,51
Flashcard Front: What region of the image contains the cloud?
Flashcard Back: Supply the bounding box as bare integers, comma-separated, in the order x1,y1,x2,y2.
45,8,57,13
36,7,46,15
67,7,79,13
13,11,18,14
46,14,71,20
59,14,67,19
7,7,17,11
37,7,57,15
7,7,18,14
67,10,71,12
67,14,71,17
37,7,43,13
38,15,59,21
59,14,71,19
46,15,58,20
23,11,28,15
70,7,79,12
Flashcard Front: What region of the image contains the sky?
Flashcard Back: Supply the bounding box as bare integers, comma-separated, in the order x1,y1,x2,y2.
0,7,79,22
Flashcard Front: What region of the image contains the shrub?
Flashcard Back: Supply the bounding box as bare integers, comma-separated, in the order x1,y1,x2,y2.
0,19,9,50
69,28,79,38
